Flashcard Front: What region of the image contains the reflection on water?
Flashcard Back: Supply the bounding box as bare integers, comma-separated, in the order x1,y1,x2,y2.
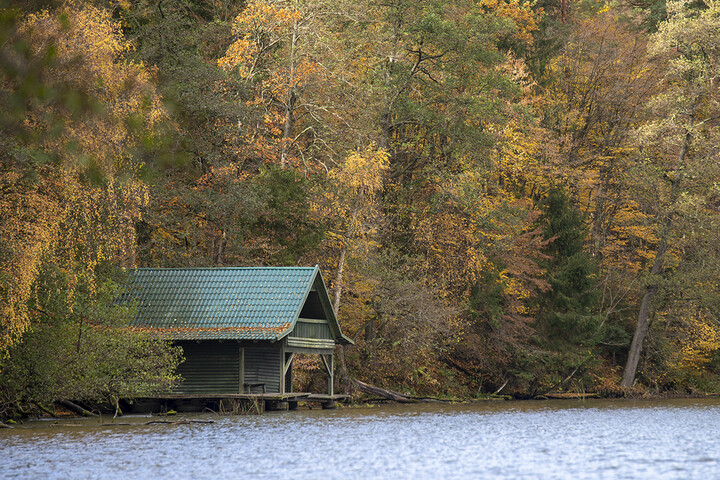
3,398,720,479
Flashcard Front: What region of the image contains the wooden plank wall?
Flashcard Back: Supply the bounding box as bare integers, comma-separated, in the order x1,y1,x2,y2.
175,341,240,394
244,345,282,393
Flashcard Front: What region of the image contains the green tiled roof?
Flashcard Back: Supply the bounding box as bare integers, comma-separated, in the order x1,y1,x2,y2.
123,267,319,341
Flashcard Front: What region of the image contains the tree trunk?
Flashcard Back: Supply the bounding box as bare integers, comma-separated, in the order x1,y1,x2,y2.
280,90,295,169
621,285,657,387
333,246,346,315
621,128,691,387
280,19,298,169
621,205,672,387
332,245,352,394
215,229,226,266
364,317,376,342
379,109,391,150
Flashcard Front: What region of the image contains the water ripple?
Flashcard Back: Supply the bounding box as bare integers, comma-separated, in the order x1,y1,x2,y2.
2,398,720,479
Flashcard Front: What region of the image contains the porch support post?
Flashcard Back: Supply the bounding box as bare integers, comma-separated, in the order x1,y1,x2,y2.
283,352,295,376
321,353,334,396
284,352,295,394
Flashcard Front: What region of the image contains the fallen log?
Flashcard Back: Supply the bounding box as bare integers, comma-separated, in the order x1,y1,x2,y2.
33,402,58,418
406,396,453,403
543,392,599,400
143,420,215,425
352,380,417,403
97,420,217,427
56,400,98,417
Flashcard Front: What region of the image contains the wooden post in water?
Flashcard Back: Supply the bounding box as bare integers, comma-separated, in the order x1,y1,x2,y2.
265,400,289,411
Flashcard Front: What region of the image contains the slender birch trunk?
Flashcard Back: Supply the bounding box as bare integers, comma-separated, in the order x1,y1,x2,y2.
333,245,352,393
280,19,298,169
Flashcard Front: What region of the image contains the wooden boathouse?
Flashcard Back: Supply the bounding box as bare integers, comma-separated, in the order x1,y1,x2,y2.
122,266,351,411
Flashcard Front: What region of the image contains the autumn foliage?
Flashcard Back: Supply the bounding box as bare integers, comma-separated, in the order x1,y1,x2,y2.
3,0,720,416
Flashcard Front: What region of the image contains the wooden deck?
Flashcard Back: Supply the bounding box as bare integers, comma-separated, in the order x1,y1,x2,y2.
126,393,349,414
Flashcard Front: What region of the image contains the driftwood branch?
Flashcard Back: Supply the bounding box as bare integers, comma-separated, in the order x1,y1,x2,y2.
535,359,590,398
439,355,485,383
494,379,509,395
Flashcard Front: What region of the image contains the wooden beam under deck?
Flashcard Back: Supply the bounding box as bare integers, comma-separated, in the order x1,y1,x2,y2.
142,393,310,401
127,392,350,414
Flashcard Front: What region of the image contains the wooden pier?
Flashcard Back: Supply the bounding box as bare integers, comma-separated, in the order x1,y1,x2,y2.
125,393,349,415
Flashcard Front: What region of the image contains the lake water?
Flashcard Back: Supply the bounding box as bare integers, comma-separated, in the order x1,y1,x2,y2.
2,398,720,479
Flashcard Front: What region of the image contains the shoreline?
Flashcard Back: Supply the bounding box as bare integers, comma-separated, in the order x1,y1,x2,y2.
3,388,719,425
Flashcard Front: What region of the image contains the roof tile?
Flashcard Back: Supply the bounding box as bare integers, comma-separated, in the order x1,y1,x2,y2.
123,267,316,341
